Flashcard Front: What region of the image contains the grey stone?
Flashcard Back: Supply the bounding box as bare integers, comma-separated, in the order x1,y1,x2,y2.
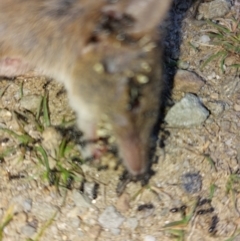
182,172,202,194
23,198,32,212
110,228,121,235
19,94,42,113
165,94,209,127
21,224,36,237
207,101,226,116
98,206,125,231
31,202,58,221
198,0,231,19
71,190,92,208
10,196,25,213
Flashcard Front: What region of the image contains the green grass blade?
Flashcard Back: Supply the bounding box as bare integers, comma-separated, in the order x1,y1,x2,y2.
200,51,225,70
19,82,23,99
0,147,15,159
0,128,34,145
220,51,228,73
42,93,51,127
188,41,199,52
206,19,231,34
35,145,50,171
229,64,240,68
0,85,9,98
58,138,68,159
0,207,14,241
36,96,43,121
209,184,216,200
205,155,217,172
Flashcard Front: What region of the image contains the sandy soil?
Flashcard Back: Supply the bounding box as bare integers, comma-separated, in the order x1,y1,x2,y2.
0,1,240,241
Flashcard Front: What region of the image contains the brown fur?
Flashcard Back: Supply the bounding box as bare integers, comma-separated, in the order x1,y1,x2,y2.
0,0,172,175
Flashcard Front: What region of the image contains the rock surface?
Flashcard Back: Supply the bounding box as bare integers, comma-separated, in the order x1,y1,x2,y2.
165,93,210,127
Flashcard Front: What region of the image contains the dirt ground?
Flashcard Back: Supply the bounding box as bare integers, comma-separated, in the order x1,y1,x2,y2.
0,0,240,241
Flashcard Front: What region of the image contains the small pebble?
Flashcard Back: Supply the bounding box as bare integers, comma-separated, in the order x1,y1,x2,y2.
182,172,202,194
207,72,216,80
199,35,210,43
88,225,101,239
144,235,156,241
116,193,130,212
19,95,42,113
207,101,226,116
177,61,190,70
0,109,12,122
125,217,138,230
234,104,240,112
98,206,125,231
21,224,36,237
174,69,205,93
198,0,231,19
23,199,32,212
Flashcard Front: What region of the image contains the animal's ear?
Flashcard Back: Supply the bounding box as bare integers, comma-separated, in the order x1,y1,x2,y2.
124,0,173,36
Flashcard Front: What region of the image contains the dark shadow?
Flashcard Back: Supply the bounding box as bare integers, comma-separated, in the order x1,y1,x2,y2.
162,0,201,116
149,0,201,171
